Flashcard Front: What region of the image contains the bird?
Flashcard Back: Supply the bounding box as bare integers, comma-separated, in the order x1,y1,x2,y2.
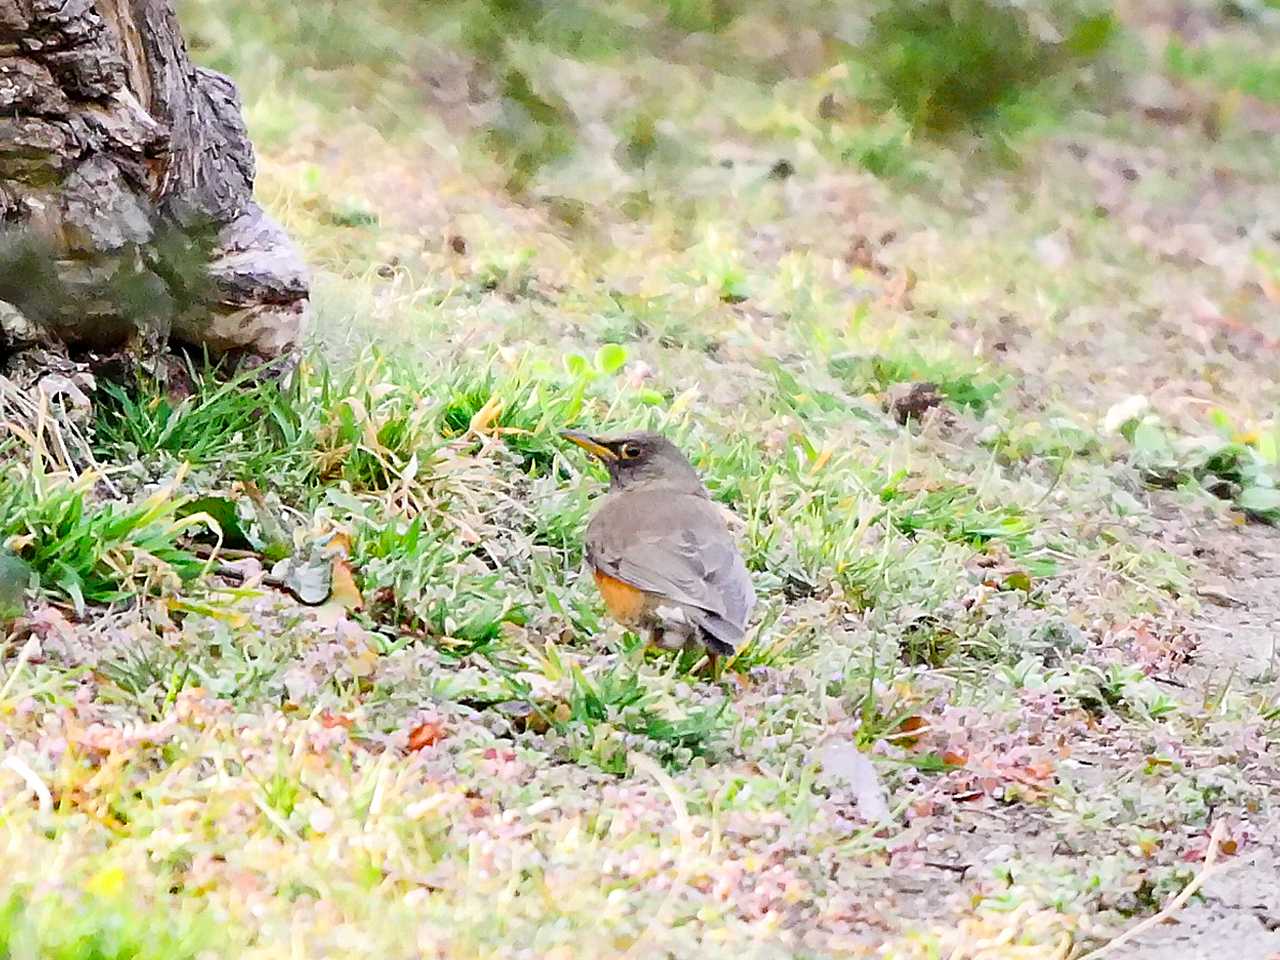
560,430,756,673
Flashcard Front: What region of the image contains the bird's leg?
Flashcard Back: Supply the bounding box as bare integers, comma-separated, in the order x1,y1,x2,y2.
704,652,720,679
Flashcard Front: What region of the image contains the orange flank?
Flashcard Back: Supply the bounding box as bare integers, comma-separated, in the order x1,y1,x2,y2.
592,568,650,624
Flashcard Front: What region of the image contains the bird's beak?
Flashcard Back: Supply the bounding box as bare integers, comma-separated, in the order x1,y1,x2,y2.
560,430,618,461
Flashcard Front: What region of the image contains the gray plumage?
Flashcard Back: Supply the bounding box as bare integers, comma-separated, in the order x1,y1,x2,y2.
562,430,756,657
586,489,756,654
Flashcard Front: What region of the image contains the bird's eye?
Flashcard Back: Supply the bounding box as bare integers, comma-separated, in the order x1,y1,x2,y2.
619,442,641,460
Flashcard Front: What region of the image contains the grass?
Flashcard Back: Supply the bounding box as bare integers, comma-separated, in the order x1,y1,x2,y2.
92,360,307,482
1166,37,1280,103
0,465,209,612
2,0,1279,957
0,889,218,960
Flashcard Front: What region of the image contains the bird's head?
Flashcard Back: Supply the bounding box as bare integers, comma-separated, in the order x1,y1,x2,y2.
560,430,705,494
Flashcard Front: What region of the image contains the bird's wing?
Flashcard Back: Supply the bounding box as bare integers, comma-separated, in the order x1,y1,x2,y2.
587,492,756,647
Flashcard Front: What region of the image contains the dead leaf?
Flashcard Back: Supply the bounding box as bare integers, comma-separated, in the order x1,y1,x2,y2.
1023,759,1056,781
326,530,354,557
330,559,364,611
346,648,378,678
469,395,504,435
894,715,928,748
408,721,446,751
886,382,943,424
809,447,833,474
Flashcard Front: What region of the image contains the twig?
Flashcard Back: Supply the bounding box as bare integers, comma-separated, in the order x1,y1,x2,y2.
253,790,302,843
192,545,262,562
0,636,40,702
1077,820,1228,959
2,755,53,814
924,860,971,876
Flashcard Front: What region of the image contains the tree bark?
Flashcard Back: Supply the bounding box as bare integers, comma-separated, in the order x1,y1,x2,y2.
0,0,308,363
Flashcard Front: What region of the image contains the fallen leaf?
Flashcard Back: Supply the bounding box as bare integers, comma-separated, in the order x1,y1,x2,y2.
1003,570,1032,593
346,648,378,678
320,712,353,729
408,721,446,751
879,267,917,309
1238,486,1280,515
330,559,364,611
894,715,928,748
909,798,937,818
326,530,354,557
1102,394,1150,434
1021,759,1056,782
469,395,504,435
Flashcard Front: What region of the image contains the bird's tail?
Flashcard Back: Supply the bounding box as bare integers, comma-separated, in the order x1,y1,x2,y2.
695,611,742,656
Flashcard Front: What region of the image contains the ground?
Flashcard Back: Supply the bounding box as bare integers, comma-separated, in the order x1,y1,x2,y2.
0,1,1278,957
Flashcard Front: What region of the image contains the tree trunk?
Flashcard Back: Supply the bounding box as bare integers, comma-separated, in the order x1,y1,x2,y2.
0,0,308,364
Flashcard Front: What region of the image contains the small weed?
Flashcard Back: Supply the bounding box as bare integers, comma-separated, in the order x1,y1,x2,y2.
0,888,219,960
824,113,920,180
829,352,1003,415
93,361,305,483
356,514,524,652
307,358,440,494
438,369,566,472
878,474,1039,557
1070,663,1173,721
1166,38,1280,104
1118,410,1280,523
986,418,1099,463
0,468,209,612
97,645,195,720
505,658,728,773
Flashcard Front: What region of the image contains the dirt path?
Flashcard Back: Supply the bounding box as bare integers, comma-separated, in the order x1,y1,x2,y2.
1189,523,1280,682
1124,518,1280,958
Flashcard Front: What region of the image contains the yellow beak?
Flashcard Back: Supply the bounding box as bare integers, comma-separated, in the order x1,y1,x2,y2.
560,430,618,461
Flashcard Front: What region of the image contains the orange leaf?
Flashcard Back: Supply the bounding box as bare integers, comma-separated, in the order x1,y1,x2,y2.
330,559,364,611
894,715,928,747
408,721,446,751
1023,759,1056,781
328,531,354,558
